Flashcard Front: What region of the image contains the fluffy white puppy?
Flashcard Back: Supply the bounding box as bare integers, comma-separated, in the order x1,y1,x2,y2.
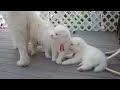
62,37,107,72
3,11,53,67
50,25,71,64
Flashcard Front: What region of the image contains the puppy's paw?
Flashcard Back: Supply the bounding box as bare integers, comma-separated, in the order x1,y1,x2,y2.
77,65,92,72
78,63,83,66
56,60,62,64
62,60,70,65
17,57,30,67
77,66,84,72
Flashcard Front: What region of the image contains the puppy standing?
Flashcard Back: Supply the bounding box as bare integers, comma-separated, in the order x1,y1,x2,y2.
62,37,107,72
50,25,71,64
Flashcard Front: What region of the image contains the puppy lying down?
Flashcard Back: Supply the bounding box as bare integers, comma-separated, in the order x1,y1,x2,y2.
62,37,107,72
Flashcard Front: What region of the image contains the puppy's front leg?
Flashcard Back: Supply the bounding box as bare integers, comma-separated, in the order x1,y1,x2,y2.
56,44,70,64
62,53,81,65
65,54,74,59
17,46,30,67
56,51,67,64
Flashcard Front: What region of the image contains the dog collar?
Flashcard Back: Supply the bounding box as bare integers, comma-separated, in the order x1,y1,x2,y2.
60,44,64,52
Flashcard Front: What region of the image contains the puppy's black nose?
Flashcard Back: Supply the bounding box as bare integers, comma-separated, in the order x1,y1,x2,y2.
51,35,53,37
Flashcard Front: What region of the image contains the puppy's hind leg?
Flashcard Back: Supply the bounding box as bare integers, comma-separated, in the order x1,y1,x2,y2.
94,63,107,72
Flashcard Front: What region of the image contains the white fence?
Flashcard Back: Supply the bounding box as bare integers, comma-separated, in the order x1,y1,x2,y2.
40,11,120,32
0,11,120,32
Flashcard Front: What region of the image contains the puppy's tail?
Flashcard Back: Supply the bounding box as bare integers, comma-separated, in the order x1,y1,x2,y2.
105,49,120,76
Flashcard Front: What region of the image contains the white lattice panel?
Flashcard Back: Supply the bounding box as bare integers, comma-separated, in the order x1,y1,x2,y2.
40,11,120,32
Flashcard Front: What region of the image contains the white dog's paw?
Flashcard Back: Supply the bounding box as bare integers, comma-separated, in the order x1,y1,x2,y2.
28,49,36,56
52,57,56,62
56,60,62,64
45,54,51,59
17,57,30,67
30,51,36,56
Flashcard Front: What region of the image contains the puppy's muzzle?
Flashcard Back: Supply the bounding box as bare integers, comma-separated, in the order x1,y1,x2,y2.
51,35,53,37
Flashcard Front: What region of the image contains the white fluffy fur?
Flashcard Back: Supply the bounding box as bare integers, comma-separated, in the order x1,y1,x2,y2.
62,37,107,72
50,25,71,64
3,11,53,66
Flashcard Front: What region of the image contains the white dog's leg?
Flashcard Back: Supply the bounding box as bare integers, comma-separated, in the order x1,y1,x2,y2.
51,46,57,61
11,36,17,49
44,47,51,59
17,46,30,67
56,52,67,64
28,40,37,56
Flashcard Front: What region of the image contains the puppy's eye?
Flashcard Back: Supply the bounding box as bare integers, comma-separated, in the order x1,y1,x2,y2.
56,33,58,35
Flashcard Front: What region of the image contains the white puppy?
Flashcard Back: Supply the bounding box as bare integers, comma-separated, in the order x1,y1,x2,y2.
62,37,107,72
3,11,53,67
50,25,71,64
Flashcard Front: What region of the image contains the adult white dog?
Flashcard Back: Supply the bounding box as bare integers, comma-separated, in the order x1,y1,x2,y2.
2,11,53,67
50,25,71,64
62,37,107,72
